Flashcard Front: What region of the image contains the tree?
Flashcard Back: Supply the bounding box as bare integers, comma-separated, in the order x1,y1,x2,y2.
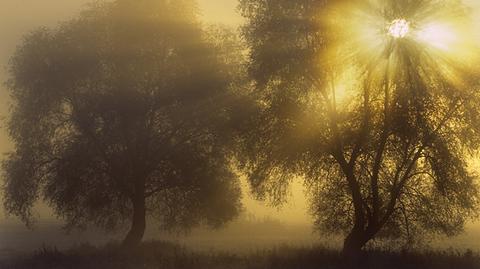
238,0,480,255
3,0,244,247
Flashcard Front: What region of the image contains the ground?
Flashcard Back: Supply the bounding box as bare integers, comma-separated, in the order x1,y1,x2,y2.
1,241,479,269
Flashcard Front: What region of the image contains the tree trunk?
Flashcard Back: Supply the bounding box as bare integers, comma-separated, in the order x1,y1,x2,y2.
122,194,146,248
342,227,370,258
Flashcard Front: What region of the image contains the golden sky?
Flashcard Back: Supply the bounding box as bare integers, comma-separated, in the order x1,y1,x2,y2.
198,0,243,26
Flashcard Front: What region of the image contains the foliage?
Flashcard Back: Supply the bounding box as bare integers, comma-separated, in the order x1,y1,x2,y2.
2,0,243,241
238,0,480,250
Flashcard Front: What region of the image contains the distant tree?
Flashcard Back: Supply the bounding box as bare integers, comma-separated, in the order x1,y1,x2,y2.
238,0,480,255
3,0,244,247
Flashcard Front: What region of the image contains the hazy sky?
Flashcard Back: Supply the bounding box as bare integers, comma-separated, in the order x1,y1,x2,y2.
0,0,310,225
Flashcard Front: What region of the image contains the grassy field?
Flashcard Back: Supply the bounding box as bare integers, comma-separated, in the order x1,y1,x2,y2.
1,241,479,269
2,219,480,268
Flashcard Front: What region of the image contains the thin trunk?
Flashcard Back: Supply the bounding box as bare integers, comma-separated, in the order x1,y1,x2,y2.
122,192,146,248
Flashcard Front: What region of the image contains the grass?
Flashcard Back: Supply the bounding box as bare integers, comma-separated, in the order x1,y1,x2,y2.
1,241,480,269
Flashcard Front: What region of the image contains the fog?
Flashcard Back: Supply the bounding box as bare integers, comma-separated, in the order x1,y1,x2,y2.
1,0,480,261
0,0,315,257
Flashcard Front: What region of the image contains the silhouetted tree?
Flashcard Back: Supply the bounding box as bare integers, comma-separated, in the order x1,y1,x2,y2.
238,0,480,255
3,0,244,248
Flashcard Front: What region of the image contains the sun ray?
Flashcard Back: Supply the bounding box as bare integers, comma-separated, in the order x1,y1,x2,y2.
322,0,480,106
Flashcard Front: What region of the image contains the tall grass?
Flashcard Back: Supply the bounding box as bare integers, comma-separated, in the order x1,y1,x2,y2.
2,241,479,269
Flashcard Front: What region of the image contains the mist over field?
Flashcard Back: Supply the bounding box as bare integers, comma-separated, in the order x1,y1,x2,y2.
0,1,313,255
2,1,480,268
0,177,318,257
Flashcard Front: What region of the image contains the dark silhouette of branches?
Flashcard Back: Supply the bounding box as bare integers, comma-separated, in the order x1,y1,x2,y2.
3,0,246,248
238,0,480,256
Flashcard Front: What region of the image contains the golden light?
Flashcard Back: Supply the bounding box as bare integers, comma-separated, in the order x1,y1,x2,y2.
416,23,456,50
333,66,360,106
388,19,410,38
413,15,479,66
319,0,480,110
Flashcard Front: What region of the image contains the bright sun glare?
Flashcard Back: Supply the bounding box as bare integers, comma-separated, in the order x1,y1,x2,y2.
388,19,410,38
326,1,478,109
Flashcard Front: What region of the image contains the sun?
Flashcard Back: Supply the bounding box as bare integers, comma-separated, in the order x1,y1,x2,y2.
388,19,410,38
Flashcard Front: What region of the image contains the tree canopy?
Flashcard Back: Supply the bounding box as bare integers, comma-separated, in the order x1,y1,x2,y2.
238,0,480,254
3,0,244,247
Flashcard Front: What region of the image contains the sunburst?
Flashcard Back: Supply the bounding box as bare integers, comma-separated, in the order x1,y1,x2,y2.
388,19,410,38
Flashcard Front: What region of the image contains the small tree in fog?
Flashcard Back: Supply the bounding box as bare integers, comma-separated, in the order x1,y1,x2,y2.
3,0,244,247
238,0,480,255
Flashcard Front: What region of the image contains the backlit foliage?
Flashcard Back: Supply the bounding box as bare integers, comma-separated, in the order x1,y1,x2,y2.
239,0,480,249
